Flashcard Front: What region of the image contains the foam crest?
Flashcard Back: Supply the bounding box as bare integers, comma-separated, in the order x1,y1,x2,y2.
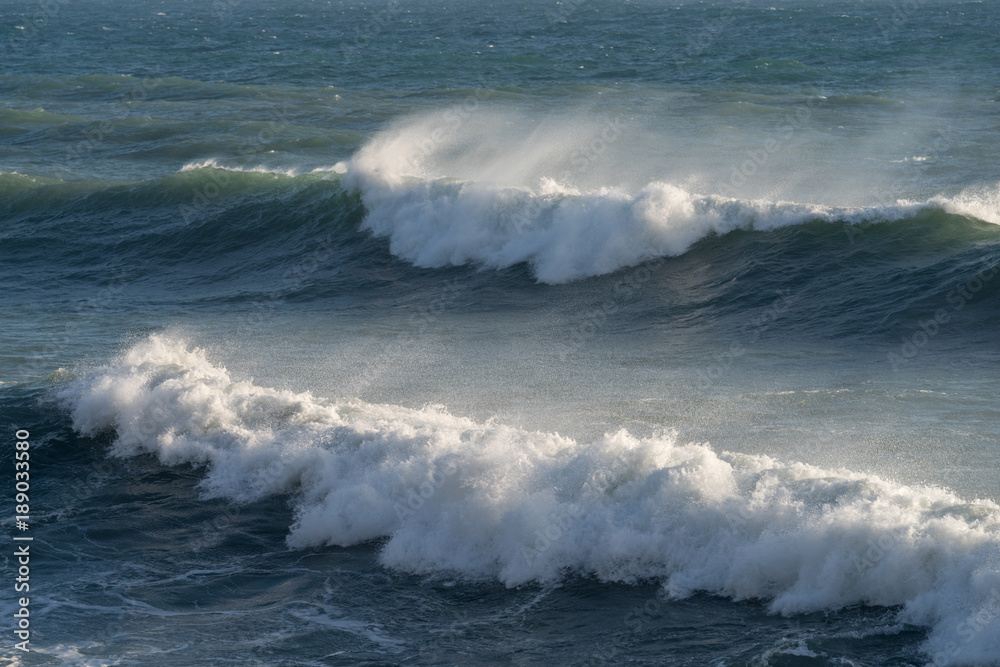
179,159,303,178
59,336,1000,663
342,113,997,283
938,183,1000,225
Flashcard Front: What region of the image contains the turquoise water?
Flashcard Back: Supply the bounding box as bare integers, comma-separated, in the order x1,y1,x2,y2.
2,0,1000,664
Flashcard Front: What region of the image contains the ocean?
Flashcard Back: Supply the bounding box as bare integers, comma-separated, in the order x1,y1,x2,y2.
2,0,999,664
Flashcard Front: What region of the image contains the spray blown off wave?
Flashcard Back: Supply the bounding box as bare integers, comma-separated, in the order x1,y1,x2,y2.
59,335,1000,663
340,111,1000,283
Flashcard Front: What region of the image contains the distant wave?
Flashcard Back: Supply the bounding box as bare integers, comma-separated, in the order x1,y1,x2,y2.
59,335,1000,664
4,157,997,291
339,113,1000,283
5,156,998,336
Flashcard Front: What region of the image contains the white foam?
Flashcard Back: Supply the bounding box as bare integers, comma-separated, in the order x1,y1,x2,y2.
938,183,1000,226
178,159,301,178
58,335,1000,664
340,112,1000,283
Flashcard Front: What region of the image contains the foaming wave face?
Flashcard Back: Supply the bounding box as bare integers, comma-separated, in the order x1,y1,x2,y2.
59,335,1000,663
939,183,1000,225
342,110,1000,283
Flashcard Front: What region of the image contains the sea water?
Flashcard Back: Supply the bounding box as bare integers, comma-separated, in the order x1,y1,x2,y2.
2,0,999,664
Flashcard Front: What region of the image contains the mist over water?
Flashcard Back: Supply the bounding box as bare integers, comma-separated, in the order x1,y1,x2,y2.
336,107,1000,283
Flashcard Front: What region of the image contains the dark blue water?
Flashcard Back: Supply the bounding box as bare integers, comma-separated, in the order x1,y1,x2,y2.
2,0,1000,664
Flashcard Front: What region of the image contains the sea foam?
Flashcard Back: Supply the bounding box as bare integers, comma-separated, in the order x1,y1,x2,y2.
59,335,1000,664
338,112,1000,283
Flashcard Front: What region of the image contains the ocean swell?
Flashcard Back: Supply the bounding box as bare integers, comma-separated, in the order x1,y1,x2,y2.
340,112,1000,284
58,334,1000,664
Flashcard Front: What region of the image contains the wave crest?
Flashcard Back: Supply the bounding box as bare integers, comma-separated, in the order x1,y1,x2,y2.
58,335,1000,663
341,112,1000,283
